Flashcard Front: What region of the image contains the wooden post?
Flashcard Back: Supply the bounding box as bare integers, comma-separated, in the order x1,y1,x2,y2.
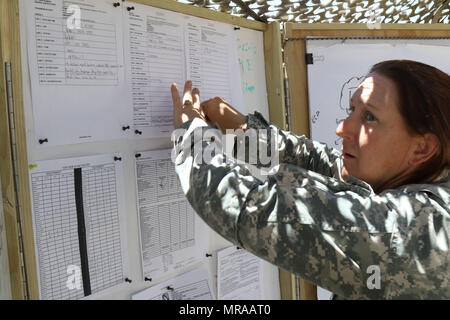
263,21,287,130
0,0,36,299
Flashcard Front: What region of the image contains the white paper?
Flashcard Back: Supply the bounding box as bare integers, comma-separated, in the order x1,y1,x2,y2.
185,16,244,114
123,3,186,138
29,154,129,299
317,286,333,300
217,246,263,300
135,149,209,280
25,0,131,146
132,268,214,300
123,3,245,139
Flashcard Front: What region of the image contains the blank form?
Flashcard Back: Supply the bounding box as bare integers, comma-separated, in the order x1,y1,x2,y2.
29,154,129,299
31,168,83,300
82,164,124,294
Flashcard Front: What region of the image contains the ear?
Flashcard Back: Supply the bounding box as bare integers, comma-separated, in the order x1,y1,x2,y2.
409,133,440,166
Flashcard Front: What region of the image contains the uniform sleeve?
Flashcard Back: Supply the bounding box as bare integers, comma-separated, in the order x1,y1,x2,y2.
172,117,450,300
235,112,344,179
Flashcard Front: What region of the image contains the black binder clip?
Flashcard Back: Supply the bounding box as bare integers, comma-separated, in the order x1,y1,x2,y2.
122,126,130,131
125,278,132,283
145,277,152,282
39,138,48,145
113,2,120,7
127,6,135,11
305,53,314,65
167,286,174,291
135,130,142,135
114,156,122,162
205,253,212,258
135,153,142,159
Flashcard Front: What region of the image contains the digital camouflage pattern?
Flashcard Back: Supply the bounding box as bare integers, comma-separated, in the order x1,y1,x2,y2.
172,112,450,300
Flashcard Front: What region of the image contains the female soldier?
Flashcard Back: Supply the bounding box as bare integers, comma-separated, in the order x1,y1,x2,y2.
170,60,449,299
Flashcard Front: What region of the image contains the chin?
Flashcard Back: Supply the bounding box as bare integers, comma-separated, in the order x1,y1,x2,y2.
341,167,350,180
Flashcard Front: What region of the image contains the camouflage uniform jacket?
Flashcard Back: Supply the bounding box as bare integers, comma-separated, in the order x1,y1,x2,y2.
172,111,450,299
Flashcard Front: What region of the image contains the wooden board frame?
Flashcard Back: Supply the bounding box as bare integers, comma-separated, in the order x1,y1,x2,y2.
283,22,450,300
0,0,287,300
0,0,31,300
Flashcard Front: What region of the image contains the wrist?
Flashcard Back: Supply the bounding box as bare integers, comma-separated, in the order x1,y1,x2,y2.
239,116,248,131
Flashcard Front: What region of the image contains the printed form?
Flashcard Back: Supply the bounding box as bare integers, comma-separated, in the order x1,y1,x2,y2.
25,0,130,146
29,154,129,299
124,3,185,138
25,1,245,145
217,246,264,300
185,16,244,112
123,3,244,138
132,268,214,300
135,149,209,280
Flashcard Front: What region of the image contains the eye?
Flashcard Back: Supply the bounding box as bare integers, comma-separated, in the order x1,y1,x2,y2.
364,112,377,122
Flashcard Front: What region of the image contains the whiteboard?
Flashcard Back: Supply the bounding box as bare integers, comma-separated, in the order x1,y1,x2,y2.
306,39,450,300
235,28,269,119
307,39,450,150
18,0,278,300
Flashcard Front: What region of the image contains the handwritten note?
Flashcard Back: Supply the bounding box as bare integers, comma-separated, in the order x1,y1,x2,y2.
234,28,269,117
26,0,131,146
36,3,120,86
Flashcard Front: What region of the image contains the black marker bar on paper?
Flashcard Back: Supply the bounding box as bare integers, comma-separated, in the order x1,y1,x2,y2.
74,168,91,297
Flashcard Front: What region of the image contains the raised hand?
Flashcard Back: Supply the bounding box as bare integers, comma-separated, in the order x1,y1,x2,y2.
171,80,205,128
200,97,248,133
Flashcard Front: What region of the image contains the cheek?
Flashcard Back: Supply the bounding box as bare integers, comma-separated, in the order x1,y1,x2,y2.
357,129,385,171
359,128,409,169
357,127,372,151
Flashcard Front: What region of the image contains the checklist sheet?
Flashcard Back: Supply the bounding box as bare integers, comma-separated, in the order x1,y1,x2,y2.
135,149,209,280
29,154,129,299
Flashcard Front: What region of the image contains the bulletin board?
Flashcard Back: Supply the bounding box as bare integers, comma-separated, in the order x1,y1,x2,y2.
283,23,450,300
0,0,287,300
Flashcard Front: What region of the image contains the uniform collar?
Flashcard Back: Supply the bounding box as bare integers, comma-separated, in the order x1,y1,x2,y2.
433,168,450,183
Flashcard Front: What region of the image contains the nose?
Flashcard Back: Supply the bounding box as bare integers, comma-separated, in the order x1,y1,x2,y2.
336,114,357,142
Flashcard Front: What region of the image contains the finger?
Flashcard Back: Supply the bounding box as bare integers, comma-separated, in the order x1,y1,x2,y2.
192,88,200,109
171,83,182,109
192,88,205,118
200,98,217,114
182,80,193,105
220,98,239,112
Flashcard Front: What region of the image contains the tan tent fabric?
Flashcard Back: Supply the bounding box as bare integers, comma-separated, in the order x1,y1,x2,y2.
176,0,449,24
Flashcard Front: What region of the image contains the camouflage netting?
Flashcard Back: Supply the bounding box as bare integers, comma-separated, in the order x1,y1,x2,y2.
176,0,449,24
